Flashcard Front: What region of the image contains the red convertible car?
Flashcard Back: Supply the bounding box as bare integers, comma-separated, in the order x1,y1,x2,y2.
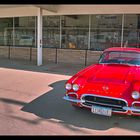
63,47,140,117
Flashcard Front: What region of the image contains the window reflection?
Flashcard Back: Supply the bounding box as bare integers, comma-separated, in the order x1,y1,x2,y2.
14,17,35,46
0,18,13,46
61,15,89,50
43,16,60,48
123,14,140,48
0,14,140,50
90,14,122,51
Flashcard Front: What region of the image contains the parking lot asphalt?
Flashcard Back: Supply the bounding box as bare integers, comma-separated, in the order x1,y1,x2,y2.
1,58,140,135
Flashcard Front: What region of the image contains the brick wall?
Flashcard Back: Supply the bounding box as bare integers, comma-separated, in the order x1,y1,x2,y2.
43,48,56,63
87,50,103,65
57,49,85,65
10,47,30,60
0,46,102,66
0,46,9,59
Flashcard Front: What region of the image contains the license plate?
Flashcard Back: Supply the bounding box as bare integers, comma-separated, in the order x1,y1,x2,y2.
91,105,112,116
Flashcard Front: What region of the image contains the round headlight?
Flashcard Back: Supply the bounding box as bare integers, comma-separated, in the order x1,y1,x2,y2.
132,91,140,99
65,83,72,90
72,84,79,91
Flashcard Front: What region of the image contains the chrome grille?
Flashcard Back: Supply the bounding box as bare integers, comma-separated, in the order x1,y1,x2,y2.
81,94,128,113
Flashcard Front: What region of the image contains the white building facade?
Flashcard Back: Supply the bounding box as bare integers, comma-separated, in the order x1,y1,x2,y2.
0,5,140,66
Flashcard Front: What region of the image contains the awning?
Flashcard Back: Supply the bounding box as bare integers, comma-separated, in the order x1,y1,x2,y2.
0,5,140,18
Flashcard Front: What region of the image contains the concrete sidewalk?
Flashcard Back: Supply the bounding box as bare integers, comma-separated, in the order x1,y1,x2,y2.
0,58,85,76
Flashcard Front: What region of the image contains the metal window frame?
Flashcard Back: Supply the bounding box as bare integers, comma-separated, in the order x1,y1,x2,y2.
121,14,124,47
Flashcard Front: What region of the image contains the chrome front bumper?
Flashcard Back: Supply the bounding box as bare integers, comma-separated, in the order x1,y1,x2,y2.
63,95,85,103
63,95,140,113
123,107,140,112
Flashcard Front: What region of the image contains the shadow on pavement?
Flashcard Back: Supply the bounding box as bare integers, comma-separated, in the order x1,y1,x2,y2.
0,58,85,76
19,80,140,132
1,79,140,132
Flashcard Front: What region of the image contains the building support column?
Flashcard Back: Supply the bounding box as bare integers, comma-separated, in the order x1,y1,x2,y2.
121,14,124,47
37,8,43,66
88,15,91,50
60,16,62,48
13,17,15,46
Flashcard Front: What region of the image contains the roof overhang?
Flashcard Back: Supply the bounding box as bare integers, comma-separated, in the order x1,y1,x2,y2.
0,5,58,18
34,5,58,13
45,5,140,15
0,5,139,18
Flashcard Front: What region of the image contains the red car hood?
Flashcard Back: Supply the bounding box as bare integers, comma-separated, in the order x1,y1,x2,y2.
87,64,135,84
72,64,138,98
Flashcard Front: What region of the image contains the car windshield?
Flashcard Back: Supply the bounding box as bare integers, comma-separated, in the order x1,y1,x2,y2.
99,51,140,66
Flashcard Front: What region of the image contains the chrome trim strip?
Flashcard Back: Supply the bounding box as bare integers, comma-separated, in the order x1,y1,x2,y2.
81,94,128,106
80,94,128,113
81,103,127,113
63,95,85,103
132,101,140,106
130,101,140,114
123,106,140,112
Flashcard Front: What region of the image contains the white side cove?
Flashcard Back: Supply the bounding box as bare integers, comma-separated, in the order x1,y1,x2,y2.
37,8,43,66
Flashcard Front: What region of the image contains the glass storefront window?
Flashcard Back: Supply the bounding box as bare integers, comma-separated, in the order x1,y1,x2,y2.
14,16,35,46
90,29,122,51
1,14,140,51
0,18,13,45
43,16,60,48
61,15,89,49
123,14,140,48
90,14,122,51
